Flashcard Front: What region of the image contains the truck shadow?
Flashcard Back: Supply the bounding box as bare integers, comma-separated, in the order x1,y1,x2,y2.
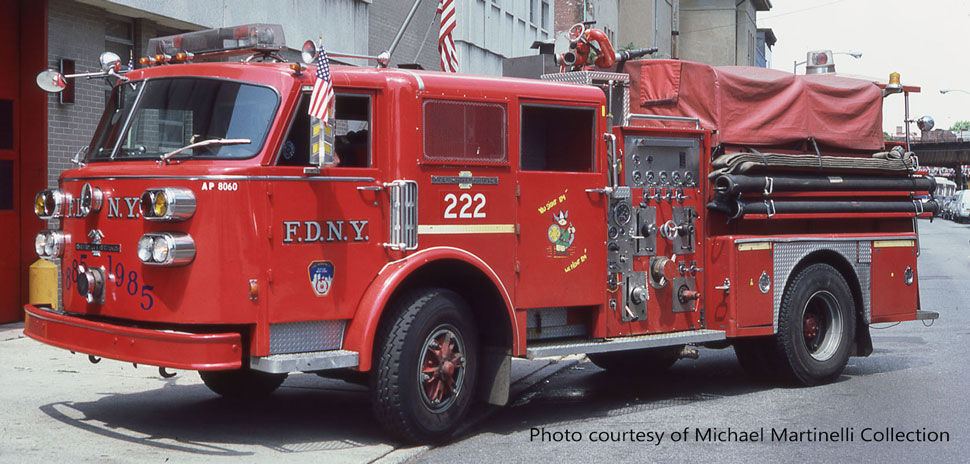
38,374,384,456
470,347,914,440
37,348,914,453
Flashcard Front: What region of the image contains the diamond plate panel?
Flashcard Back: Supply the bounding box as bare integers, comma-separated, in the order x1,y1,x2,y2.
541,71,630,84
270,320,345,355
858,263,872,324
527,325,588,340
771,241,871,332
526,307,568,328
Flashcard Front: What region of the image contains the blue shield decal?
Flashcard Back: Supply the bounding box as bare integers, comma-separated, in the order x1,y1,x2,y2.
307,261,335,296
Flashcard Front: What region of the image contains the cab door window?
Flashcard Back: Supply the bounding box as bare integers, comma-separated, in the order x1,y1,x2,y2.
277,92,372,167
520,104,595,172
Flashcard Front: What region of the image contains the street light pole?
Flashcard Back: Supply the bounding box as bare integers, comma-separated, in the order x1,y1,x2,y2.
938,88,970,189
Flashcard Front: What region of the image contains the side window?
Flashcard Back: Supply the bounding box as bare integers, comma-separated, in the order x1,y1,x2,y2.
423,99,507,164
334,94,371,167
520,104,595,172
277,92,372,167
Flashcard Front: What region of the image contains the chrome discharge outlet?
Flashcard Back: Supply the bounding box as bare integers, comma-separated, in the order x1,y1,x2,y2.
77,265,105,304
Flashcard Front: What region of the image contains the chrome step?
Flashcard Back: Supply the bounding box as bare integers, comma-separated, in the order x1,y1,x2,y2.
525,329,726,359
916,310,939,320
250,350,358,374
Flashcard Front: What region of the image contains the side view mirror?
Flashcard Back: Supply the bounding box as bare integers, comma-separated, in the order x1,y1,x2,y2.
917,115,935,132
35,51,129,94
36,70,67,93
301,40,317,64
99,52,122,73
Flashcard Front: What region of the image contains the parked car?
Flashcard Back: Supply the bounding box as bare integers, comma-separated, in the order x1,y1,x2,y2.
932,177,956,218
949,190,970,222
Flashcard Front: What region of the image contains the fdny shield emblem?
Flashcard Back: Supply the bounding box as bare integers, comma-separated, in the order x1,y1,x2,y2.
307,261,335,296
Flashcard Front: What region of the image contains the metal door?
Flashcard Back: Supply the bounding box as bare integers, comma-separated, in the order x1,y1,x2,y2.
0,0,21,322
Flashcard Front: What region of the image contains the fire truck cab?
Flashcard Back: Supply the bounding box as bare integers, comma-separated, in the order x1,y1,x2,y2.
25,24,938,443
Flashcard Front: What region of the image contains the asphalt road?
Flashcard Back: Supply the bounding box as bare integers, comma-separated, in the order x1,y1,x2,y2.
0,218,966,463
419,217,969,463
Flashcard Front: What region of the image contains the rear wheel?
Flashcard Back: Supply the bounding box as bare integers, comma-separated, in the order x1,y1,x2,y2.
587,345,684,374
773,263,855,386
199,366,287,399
371,289,478,444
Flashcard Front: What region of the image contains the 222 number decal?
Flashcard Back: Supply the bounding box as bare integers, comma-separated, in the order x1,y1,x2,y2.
63,254,155,310
443,193,486,219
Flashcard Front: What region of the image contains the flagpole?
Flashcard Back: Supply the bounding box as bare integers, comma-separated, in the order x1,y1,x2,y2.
387,0,424,59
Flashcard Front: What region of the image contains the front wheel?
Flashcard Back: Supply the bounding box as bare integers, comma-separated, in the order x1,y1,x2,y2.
773,263,856,386
371,288,479,444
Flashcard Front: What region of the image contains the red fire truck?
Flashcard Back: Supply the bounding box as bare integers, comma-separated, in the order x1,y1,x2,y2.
25,24,938,443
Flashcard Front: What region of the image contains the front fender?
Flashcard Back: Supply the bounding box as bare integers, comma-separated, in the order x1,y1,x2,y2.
344,246,518,371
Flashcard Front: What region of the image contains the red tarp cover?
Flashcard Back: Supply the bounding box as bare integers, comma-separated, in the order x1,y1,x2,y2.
627,60,884,151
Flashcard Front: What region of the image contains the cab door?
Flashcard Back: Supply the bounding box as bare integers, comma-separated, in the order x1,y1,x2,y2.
514,102,607,308
266,90,385,330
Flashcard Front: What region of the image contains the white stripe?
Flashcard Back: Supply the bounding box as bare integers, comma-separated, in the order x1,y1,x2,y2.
418,224,515,235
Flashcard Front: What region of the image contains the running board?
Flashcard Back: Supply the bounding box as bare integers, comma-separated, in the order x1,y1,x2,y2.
250,350,359,374
916,310,939,320
525,329,726,359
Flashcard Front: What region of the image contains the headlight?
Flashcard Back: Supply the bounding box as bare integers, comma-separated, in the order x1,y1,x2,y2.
136,235,154,262
137,232,195,266
152,236,171,263
34,230,67,258
34,233,48,257
78,183,103,217
140,187,195,221
34,189,69,219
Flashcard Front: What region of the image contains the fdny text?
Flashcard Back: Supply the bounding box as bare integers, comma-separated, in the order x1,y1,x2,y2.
283,220,369,243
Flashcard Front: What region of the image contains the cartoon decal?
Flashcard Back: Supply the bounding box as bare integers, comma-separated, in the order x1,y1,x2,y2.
547,210,576,255
308,261,335,296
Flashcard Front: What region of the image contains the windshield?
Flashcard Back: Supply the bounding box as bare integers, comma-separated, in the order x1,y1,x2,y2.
88,78,279,161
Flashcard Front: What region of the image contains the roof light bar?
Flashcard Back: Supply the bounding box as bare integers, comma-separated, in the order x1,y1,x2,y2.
147,24,285,59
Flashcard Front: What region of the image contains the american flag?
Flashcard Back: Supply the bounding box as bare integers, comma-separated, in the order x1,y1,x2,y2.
437,0,458,72
308,44,335,120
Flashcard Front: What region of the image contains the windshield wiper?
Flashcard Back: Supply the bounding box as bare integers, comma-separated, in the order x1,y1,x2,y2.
159,138,251,164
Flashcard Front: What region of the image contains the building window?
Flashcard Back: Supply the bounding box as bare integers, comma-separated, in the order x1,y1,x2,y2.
541,1,550,31
520,104,595,172
105,18,134,103
423,100,507,164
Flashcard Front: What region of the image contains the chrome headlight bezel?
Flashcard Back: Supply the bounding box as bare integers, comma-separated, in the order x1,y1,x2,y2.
140,187,196,221
78,183,104,217
34,230,67,258
137,232,196,266
34,189,69,219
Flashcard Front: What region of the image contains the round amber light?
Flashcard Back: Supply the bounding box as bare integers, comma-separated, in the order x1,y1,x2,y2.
34,193,46,217
153,192,168,217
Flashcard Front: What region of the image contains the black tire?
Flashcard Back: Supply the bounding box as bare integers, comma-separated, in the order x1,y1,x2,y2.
199,366,287,399
371,288,479,444
733,337,779,381
773,263,856,386
587,345,683,374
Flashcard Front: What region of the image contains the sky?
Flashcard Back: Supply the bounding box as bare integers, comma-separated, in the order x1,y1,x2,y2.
759,0,970,134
